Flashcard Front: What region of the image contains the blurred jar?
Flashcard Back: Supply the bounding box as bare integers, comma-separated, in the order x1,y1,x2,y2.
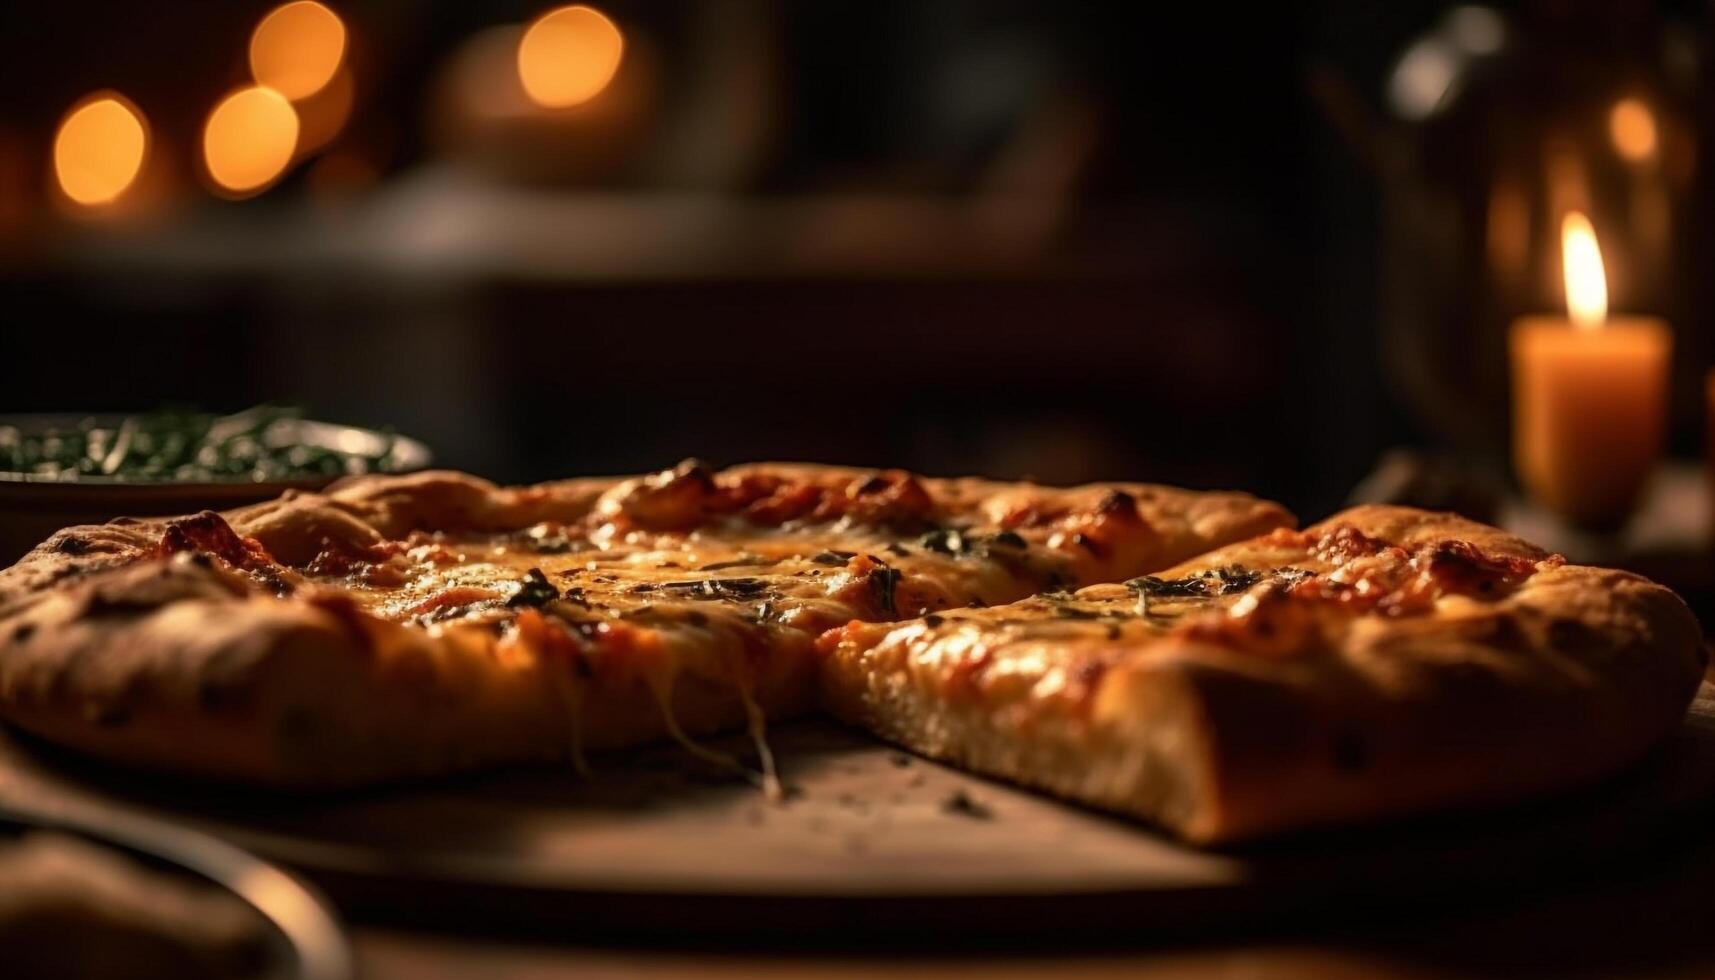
1356,3,1700,468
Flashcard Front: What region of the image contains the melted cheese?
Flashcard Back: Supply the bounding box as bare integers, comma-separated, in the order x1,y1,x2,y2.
301,521,1078,794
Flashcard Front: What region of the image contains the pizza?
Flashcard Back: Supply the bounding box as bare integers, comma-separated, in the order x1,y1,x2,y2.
0,462,1700,844
820,505,1706,841
0,461,1286,798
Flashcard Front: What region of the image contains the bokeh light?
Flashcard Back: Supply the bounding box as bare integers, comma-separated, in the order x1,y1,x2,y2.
294,65,355,155
250,1,347,101
202,86,300,196
53,93,149,206
517,5,624,109
1610,98,1658,164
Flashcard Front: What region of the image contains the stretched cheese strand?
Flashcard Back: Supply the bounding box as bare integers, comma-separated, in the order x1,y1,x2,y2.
645,662,751,777
553,665,592,778
738,679,783,803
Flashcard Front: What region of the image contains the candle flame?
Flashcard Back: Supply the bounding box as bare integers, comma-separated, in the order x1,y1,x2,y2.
1561,211,1607,331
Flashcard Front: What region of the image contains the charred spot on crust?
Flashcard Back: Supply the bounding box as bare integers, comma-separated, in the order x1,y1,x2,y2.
1096,489,1137,516
11,623,35,643
855,474,891,495
811,550,856,566
54,535,90,556
922,614,945,628
507,569,561,608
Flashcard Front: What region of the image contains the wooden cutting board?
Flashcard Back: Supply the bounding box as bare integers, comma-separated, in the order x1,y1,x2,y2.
4,690,1715,939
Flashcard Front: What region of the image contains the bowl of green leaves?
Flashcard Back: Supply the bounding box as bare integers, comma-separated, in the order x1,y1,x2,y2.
0,406,431,562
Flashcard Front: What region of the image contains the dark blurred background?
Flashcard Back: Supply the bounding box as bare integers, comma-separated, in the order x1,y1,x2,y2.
1,0,1709,523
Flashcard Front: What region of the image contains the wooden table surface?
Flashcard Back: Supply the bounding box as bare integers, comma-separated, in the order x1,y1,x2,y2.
350,828,1715,980
350,830,1715,980
10,695,1715,980
343,691,1715,980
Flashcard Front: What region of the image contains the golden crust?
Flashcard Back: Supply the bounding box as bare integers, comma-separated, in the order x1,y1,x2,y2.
820,505,1706,842
0,463,1288,790
0,554,817,787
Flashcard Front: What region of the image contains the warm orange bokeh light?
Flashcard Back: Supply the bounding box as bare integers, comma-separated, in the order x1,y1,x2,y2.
250,1,347,101
294,65,355,155
53,93,149,206
1609,98,1658,164
1561,211,1608,331
203,86,300,196
517,5,624,108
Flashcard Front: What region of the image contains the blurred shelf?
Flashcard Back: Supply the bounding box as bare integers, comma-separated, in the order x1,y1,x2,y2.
30,165,1265,287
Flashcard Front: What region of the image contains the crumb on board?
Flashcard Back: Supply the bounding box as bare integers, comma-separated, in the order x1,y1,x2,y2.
888,752,914,768
941,789,993,820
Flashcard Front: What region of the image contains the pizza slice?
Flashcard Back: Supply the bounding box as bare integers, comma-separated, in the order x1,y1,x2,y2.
818,505,1706,842
0,461,1289,792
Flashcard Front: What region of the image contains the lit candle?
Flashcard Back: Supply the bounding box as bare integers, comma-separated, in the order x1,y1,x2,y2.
1510,212,1670,529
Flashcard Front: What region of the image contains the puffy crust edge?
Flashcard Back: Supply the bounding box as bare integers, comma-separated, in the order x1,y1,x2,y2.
1157,562,1705,842
822,505,1706,843
0,556,816,788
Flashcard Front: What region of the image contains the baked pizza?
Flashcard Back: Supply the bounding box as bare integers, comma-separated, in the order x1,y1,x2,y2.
0,462,1701,844
0,461,1286,798
820,505,1706,841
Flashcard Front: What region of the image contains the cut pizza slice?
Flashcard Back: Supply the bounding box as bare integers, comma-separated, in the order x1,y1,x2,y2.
0,461,1289,790
818,505,1706,843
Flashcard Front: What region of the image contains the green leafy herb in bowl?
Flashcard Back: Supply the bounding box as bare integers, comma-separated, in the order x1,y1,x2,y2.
0,407,431,563
0,406,425,484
